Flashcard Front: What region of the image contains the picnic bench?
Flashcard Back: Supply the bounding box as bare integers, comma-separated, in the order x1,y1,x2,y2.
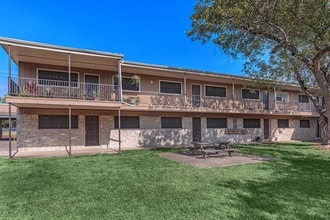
190,141,235,159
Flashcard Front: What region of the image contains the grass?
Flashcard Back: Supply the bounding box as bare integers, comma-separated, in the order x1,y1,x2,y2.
0,143,329,219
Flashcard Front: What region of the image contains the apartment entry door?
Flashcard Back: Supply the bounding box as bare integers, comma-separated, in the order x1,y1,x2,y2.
85,116,99,146
264,119,270,140
192,117,201,142
192,85,201,107
263,91,269,110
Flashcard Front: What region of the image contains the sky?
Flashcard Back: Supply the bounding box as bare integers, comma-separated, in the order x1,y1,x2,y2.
0,0,246,96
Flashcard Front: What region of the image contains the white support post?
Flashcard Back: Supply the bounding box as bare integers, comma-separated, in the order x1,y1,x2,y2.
8,45,12,158
118,59,123,102
118,108,121,152
68,54,72,156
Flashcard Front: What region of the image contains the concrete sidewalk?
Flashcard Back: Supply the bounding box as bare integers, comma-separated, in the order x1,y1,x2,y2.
0,141,117,159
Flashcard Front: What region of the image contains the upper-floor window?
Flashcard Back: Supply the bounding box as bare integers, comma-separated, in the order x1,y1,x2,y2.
161,117,182,128
114,76,140,91
38,115,78,129
114,116,139,129
278,119,289,128
299,94,309,103
243,119,260,128
207,118,227,128
242,89,259,100
160,81,182,94
205,85,226,97
38,69,78,87
276,92,289,102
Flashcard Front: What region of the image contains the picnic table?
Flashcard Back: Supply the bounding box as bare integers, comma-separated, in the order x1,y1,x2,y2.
190,141,234,159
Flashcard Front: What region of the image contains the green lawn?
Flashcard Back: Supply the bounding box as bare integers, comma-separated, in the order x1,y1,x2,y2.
0,143,329,219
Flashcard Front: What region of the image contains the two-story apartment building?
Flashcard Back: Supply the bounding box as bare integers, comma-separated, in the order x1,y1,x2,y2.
0,37,321,153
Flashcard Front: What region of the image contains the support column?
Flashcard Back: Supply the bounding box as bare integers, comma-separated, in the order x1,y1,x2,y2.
274,87,277,110
118,59,123,102
68,105,72,156
183,76,187,105
8,45,12,158
68,54,72,156
118,108,121,152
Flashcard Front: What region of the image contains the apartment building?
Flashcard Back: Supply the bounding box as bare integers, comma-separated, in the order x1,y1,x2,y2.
0,37,321,152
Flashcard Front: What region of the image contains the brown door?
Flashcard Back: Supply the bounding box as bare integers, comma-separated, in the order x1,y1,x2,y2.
263,91,269,110
264,119,270,140
192,117,201,141
85,75,99,99
85,116,99,146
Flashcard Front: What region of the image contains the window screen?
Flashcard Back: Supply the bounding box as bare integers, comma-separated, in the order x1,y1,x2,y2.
242,89,259,100
243,119,261,128
160,81,181,94
38,115,78,129
299,94,309,103
278,119,289,128
205,86,226,97
300,120,310,128
161,117,182,128
115,116,139,129
122,77,139,91
207,118,227,128
38,70,78,87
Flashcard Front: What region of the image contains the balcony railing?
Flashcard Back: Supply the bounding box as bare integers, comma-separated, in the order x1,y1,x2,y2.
8,77,318,113
8,77,120,101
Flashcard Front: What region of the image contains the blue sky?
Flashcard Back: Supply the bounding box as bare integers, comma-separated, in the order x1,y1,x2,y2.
0,0,246,96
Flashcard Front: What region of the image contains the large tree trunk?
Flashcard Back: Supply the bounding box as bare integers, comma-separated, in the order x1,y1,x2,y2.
320,96,330,145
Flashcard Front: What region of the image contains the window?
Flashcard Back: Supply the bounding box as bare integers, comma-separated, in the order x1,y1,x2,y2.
160,81,182,94
114,76,140,91
161,117,182,128
38,69,78,87
38,115,78,129
243,119,260,128
207,118,227,128
299,94,309,103
242,89,259,100
205,86,226,97
300,120,310,128
276,92,289,102
115,116,139,129
278,119,289,128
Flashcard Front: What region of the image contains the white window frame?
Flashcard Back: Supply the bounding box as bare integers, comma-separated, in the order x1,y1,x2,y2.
241,88,260,100
159,80,182,95
204,84,227,98
36,68,80,87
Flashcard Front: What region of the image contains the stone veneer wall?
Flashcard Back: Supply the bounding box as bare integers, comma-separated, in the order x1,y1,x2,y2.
17,112,318,150
270,118,318,141
202,118,263,143
108,117,192,149
17,114,85,149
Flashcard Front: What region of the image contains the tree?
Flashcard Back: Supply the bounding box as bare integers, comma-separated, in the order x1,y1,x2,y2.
188,0,330,144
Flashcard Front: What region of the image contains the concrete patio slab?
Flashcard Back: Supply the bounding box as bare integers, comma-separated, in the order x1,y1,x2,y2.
158,151,275,169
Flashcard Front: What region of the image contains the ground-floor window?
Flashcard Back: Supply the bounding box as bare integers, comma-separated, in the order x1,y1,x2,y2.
278,119,289,128
161,117,182,128
243,119,260,128
207,118,227,128
38,115,78,129
300,120,310,128
115,116,139,129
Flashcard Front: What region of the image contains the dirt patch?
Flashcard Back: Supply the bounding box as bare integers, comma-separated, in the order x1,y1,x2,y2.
158,151,275,169
314,144,330,151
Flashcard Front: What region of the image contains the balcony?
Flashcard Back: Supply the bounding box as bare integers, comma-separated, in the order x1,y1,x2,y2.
8,77,119,101
7,77,318,114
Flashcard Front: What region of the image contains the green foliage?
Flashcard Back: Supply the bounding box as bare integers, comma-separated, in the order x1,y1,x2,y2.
1,119,16,128
0,143,329,219
188,0,329,89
